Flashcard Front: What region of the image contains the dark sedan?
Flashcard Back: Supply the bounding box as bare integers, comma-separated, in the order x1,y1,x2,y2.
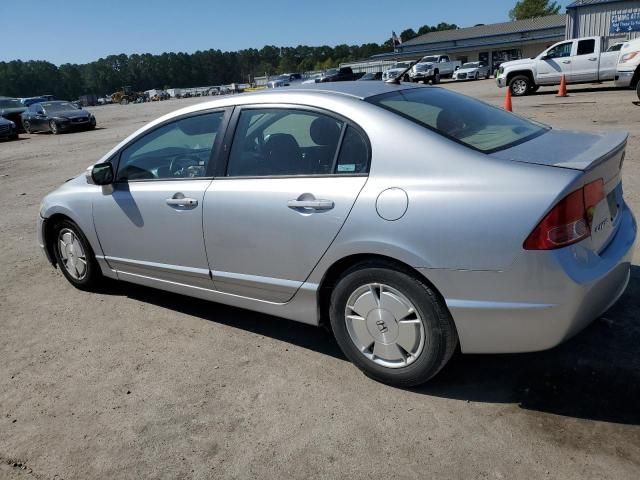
0,116,19,140
21,101,96,134
0,97,28,131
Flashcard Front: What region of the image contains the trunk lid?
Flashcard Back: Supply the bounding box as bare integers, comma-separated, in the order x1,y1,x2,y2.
493,129,627,252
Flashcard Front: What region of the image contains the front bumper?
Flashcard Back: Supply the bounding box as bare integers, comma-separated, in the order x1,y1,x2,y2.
421,204,637,354
614,69,635,88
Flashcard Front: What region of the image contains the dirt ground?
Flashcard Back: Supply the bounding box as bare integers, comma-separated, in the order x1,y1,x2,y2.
1,80,639,480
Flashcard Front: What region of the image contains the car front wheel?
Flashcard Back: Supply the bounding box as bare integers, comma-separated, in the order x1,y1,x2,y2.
51,219,102,290
329,263,458,387
509,75,531,96
49,120,59,134
636,80,640,101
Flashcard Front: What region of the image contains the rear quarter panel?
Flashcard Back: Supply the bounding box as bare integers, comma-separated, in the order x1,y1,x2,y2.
307,111,580,284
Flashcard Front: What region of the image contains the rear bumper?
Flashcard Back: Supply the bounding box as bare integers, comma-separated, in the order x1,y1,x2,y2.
421,204,637,353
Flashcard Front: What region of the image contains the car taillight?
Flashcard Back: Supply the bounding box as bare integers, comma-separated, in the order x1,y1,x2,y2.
524,179,605,250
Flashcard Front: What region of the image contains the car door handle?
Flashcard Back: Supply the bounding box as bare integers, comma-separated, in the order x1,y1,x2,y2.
562,60,571,64
287,199,334,210
166,197,198,208
588,57,597,61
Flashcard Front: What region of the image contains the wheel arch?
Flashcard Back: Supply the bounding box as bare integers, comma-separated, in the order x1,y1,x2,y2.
506,69,534,85
316,253,448,329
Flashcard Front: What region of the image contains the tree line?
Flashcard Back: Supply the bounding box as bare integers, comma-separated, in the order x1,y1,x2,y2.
0,24,459,100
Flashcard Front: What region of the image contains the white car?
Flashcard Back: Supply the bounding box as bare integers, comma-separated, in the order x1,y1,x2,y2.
382,62,413,81
452,62,491,81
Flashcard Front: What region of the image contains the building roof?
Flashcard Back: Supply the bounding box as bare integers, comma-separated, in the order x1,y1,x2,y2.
401,14,567,47
566,0,627,8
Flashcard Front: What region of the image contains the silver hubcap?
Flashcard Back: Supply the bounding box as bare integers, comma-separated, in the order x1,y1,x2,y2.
58,228,87,280
345,283,425,368
512,79,527,95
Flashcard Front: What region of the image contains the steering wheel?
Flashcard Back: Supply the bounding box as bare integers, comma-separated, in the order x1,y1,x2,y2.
169,154,200,177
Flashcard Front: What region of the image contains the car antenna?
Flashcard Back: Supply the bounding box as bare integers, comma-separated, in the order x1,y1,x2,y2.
385,61,416,85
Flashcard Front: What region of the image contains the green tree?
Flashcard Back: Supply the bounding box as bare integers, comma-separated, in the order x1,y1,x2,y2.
509,0,560,20
400,28,417,43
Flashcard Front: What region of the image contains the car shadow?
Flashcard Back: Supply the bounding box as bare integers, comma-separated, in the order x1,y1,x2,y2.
416,264,640,425
99,264,640,425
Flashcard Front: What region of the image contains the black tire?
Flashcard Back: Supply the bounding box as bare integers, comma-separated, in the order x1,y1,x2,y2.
432,72,441,84
329,263,458,387
509,75,531,96
49,120,59,135
51,219,103,291
23,120,31,134
636,80,640,102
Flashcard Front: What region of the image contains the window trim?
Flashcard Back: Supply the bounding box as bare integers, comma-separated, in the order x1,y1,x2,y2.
218,103,371,179
111,107,233,183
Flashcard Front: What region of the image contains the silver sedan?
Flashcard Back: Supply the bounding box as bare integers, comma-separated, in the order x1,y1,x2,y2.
38,82,637,386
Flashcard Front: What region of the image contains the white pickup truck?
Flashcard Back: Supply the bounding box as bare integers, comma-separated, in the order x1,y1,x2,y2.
409,55,462,83
496,36,621,96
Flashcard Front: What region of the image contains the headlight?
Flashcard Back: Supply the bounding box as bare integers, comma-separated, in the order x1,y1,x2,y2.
620,51,639,63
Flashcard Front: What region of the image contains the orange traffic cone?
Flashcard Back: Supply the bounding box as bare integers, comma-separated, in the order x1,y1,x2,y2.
557,75,568,97
503,87,512,112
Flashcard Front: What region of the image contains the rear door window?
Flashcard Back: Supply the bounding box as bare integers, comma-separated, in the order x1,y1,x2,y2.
226,108,368,177
577,39,596,56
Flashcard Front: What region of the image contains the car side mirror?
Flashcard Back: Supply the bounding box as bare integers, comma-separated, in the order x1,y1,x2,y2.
91,162,114,185
541,55,550,61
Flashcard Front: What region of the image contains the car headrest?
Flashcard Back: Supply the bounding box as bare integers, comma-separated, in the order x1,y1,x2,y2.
310,116,341,146
436,108,466,137
264,133,302,174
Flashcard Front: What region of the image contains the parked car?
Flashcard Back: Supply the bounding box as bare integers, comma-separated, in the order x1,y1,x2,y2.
358,72,383,81
38,82,636,387
452,62,491,81
409,55,462,83
316,67,357,82
0,116,18,140
614,37,640,89
22,101,96,134
20,96,49,107
266,73,303,88
497,36,621,96
0,97,27,131
382,62,413,81
302,73,323,84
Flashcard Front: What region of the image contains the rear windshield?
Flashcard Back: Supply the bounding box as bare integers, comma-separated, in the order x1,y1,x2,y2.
368,87,548,153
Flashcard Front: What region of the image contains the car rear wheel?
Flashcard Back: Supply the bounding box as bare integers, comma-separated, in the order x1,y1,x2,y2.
329,264,458,387
51,219,103,290
23,120,31,133
49,120,59,135
509,75,530,96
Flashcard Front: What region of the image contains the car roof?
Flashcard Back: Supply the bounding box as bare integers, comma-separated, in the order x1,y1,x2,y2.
259,81,423,100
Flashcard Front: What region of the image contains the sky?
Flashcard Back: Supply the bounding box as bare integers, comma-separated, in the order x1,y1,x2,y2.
0,0,572,65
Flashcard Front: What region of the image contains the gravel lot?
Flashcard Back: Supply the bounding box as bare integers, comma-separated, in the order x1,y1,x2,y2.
1,80,639,480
